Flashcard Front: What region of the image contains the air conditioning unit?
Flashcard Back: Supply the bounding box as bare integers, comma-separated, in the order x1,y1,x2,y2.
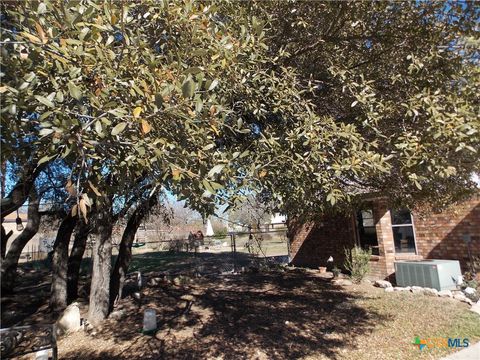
394,259,461,291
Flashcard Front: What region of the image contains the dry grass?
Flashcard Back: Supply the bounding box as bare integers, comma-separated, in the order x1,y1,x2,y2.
323,286,480,360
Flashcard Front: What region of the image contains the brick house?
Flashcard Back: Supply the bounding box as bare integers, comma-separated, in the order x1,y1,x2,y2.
288,194,480,280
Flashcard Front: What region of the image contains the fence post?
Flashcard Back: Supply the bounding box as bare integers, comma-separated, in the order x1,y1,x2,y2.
229,232,237,273
233,233,237,273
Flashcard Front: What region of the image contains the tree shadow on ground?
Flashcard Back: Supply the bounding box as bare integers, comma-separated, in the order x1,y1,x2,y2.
61,271,391,360
1,268,54,327
0,251,261,329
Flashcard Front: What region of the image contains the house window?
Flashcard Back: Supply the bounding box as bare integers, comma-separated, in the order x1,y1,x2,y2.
391,209,416,253
357,208,379,255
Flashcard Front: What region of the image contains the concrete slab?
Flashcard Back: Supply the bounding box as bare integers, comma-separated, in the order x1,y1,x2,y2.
441,341,480,360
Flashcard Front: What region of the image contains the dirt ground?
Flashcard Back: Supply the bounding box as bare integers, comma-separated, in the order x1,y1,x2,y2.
2,266,479,360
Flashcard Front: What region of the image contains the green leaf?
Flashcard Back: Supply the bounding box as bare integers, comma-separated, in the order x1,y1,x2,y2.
202,143,215,151
202,179,215,194
68,81,82,100
208,164,225,177
38,154,53,165
414,180,422,190
95,120,103,135
35,95,54,108
208,79,219,91
182,78,195,98
39,111,53,121
37,2,47,14
111,122,127,136
79,27,90,41
39,128,54,136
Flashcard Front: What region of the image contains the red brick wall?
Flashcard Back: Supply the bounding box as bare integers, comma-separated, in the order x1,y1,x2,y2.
288,213,356,269
413,195,480,271
288,194,480,279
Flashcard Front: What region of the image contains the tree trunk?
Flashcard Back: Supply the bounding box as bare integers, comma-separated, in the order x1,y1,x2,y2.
1,162,42,219
0,190,40,293
109,193,157,309
50,213,78,311
1,225,13,259
67,221,90,303
88,197,113,325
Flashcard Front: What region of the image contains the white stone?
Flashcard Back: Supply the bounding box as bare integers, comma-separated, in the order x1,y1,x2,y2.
438,290,453,298
453,293,472,305
423,288,439,296
374,280,392,288
463,287,477,295
56,302,81,335
411,286,423,294
393,287,410,292
385,287,394,292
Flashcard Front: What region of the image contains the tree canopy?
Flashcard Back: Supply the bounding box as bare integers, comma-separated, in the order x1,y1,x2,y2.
2,0,305,218
1,0,479,217
260,0,479,214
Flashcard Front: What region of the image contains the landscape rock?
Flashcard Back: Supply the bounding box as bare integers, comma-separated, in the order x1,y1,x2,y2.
393,287,410,292
332,279,353,286
453,293,473,305
463,287,477,295
374,280,392,288
438,290,453,298
56,302,81,335
423,288,439,297
411,286,423,294
384,287,394,293
109,309,126,320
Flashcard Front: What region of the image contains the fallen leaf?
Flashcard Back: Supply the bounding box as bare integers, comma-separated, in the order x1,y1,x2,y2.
141,120,152,134
133,106,142,118
35,22,48,43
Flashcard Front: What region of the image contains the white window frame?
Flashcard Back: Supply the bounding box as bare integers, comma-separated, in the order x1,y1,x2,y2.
390,209,417,255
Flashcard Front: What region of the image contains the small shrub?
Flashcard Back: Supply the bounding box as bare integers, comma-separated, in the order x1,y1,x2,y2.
344,246,371,283
463,272,478,289
332,266,341,278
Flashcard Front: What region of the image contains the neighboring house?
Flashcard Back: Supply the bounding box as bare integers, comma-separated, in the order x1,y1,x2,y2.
288,194,480,280
268,213,287,230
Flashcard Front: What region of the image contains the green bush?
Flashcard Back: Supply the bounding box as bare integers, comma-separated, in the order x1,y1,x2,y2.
344,246,371,283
